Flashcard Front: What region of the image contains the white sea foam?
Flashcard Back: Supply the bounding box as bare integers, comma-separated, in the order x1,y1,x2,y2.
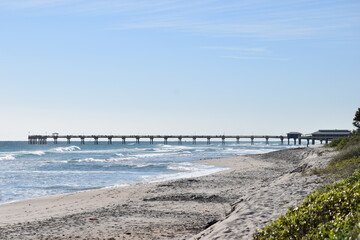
47,160,69,163
71,158,107,163
152,148,173,153
134,163,164,168
110,156,138,161
79,148,137,154
113,152,185,161
70,157,161,164
0,154,16,161
0,150,45,159
52,146,81,152
28,151,46,156
132,153,178,158
167,164,200,171
161,145,195,150
16,150,45,157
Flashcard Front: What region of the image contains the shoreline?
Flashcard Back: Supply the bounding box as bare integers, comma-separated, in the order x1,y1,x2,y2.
0,146,336,239
0,141,286,206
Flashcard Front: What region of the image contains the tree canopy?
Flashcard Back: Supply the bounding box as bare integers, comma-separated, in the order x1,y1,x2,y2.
353,108,360,129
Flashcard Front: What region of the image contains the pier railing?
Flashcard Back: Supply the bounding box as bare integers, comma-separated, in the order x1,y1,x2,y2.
28,134,306,145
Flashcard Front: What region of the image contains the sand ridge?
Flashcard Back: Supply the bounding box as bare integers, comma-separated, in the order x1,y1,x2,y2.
0,146,335,239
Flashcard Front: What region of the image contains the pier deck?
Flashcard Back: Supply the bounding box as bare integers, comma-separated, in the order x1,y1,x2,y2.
28,134,303,145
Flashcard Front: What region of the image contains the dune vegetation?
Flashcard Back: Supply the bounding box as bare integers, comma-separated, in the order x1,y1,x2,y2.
254,133,360,240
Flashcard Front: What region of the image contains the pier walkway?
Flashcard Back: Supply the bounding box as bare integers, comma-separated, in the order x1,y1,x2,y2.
28,134,304,145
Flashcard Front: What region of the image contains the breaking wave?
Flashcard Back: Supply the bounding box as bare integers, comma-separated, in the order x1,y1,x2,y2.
52,146,81,152
0,155,16,161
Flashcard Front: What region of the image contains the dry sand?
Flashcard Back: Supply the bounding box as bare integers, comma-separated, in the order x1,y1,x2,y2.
0,146,336,240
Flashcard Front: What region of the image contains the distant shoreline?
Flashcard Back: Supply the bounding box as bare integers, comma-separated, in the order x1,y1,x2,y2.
0,146,335,240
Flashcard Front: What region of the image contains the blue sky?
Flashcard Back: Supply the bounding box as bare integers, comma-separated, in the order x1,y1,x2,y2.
0,0,359,140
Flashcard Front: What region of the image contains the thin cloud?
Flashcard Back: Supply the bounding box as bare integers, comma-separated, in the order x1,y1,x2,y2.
222,56,288,61
203,47,266,53
204,46,285,61
1,0,359,41
0,0,75,8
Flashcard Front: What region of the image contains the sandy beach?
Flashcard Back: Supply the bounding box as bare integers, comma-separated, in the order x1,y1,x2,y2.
0,146,336,240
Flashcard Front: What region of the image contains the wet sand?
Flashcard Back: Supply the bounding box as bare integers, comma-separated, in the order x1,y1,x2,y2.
0,146,336,240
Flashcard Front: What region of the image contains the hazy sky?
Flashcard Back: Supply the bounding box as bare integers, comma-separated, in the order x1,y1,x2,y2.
0,0,359,140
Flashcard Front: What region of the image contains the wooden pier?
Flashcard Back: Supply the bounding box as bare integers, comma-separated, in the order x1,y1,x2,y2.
28,134,303,145
28,130,350,146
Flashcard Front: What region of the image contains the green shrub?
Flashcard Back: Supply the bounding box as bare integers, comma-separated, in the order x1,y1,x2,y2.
326,135,360,151
326,137,349,150
345,135,360,149
333,143,360,162
313,157,360,179
254,169,360,240
317,136,360,178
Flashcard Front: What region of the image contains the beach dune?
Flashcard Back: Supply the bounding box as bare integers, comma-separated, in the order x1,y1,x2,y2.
0,146,335,240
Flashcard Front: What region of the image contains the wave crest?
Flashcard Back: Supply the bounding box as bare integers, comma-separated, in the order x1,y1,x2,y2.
0,155,16,161
53,146,81,152
28,151,45,156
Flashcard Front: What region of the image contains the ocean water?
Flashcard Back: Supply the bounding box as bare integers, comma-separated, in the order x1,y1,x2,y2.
0,140,293,204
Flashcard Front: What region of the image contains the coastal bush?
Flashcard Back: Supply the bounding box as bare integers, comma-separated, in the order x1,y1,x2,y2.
318,142,360,178
317,136,360,178
333,143,360,162
345,134,360,149
253,169,360,240
326,137,348,150
316,157,360,179
326,135,360,151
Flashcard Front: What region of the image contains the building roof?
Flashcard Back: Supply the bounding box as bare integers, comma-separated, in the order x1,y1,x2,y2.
316,129,351,133
312,129,351,136
287,132,302,134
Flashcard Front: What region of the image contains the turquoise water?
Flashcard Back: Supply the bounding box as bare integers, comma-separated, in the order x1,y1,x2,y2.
0,140,292,204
